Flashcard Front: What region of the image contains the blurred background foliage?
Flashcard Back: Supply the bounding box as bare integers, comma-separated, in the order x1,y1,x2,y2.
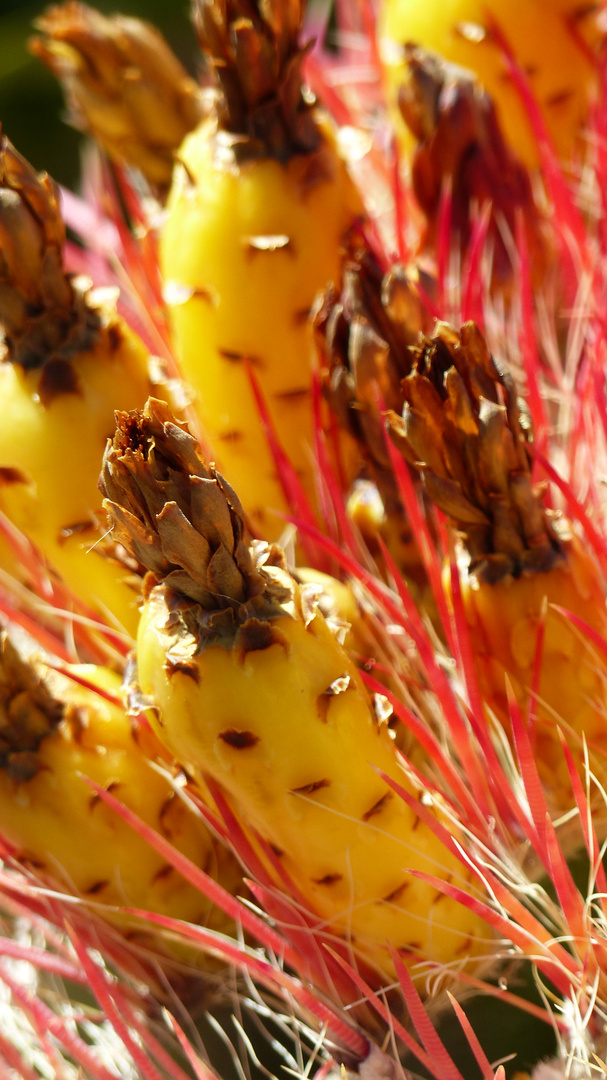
0,0,196,188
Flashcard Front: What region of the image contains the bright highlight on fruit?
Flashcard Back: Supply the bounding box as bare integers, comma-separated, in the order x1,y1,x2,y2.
0,133,153,634
378,0,605,171
0,631,241,948
160,0,363,540
99,398,489,984
30,1,204,193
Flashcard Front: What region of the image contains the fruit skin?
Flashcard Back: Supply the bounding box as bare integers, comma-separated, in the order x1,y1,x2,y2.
379,0,604,170
0,651,241,943
453,534,607,806
101,399,488,985
161,116,362,539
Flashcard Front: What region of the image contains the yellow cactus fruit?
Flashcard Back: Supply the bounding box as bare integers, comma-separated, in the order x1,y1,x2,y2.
99,398,488,985
388,321,607,812
30,1,204,194
378,0,605,171
0,631,241,949
160,0,364,540
0,133,155,635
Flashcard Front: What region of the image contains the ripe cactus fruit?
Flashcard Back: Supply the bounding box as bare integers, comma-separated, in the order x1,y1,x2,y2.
100,398,488,984
388,320,607,811
378,0,605,171
0,133,154,634
30,1,204,193
159,0,363,540
0,631,241,947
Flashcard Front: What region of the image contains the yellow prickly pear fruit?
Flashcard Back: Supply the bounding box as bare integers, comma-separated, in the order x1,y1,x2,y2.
378,0,605,171
160,0,363,540
30,1,204,194
0,133,155,635
0,631,241,949
388,321,607,813
99,398,488,985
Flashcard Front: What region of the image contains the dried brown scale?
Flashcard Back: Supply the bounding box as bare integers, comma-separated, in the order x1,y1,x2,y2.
315,247,428,490
0,632,64,781
388,320,563,582
0,133,99,370
192,0,320,162
398,45,549,288
30,2,204,192
100,397,295,640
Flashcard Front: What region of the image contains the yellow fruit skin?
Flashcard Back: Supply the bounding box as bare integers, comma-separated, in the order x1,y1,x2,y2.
160,118,363,539
137,586,486,980
453,536,607,807
0,314,151,635
379,0,603,170
0,664,238,938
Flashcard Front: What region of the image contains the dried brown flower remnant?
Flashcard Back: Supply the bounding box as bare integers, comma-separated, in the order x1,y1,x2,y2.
0,132,99,369
192,0,320,161
30,1,204,191
399,45,548,287
388,320,558,581
0,633,64,781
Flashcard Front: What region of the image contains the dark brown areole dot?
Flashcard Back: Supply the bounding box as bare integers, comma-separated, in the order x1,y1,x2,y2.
218,729,260,749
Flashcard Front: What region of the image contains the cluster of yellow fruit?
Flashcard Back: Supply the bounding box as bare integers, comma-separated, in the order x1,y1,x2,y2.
1,0,607,1070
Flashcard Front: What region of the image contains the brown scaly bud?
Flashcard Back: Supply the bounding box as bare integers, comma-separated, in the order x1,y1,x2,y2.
0,132,100,368
30,2,204,192
399,45,549,287
388,320,562,583
314,246,429,483
192,0,320,162
100,399,294,646
0,632,64,782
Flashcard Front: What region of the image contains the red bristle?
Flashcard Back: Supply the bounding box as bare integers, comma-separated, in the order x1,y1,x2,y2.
444,989,509,1080
405,869,577,996
0,939,83,983
165,1014,222,1080
505,680,551,864
66,926,171,1080
461,203,491,330
79,777,296,964
527,596,547,747
43,662,122,706
436,178,454,317
361,672,486,831
515,211,549,453
123,913,370,1061
0,598,73,664
543,817,596,975
325,947,444,1079
0,1028,40,1080
558,730,607,905
391,134,410,264
0,966,122,1080
382,416,456,653
244,879,360,1003
447,971,567,1029
487,15,589,270
389,949,466,1080
377,537,496,822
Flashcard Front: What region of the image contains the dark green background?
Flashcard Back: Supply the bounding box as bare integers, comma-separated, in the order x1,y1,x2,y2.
0,0,196,188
